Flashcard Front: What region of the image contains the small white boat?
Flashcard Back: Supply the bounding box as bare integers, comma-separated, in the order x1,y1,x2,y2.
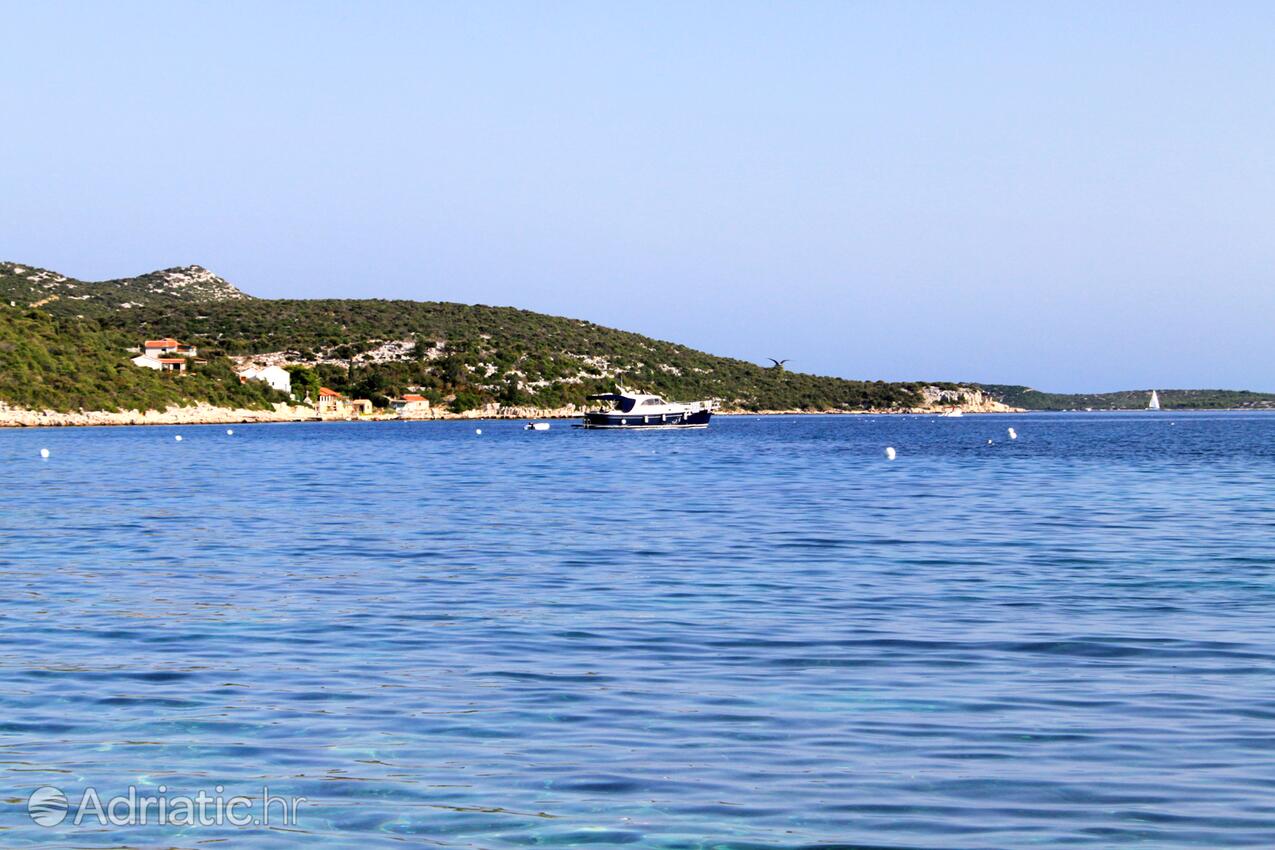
1148,390,1161,411
940,409,964,418
524,422,550,431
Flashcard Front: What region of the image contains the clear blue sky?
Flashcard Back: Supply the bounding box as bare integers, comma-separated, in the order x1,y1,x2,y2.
3,1,1273,392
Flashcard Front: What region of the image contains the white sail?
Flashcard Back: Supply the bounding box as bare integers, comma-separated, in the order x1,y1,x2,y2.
1148,390,1161,410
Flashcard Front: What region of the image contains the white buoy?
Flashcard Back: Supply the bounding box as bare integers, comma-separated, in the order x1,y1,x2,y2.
475,428,482,435
884,446,896,460
987,439,993,445
226,429,234,436
1007,427,1017,440
175,435,183,442
39,448,50,459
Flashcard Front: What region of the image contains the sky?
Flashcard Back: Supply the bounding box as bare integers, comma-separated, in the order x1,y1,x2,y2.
2,1,1273,392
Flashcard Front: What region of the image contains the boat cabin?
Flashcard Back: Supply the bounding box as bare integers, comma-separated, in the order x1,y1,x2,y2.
587,393,673,413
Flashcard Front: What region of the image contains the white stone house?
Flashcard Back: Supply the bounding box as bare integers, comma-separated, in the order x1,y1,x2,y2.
143,338,198,358
238,365,292,394
131,354,186,373
390,394,431,416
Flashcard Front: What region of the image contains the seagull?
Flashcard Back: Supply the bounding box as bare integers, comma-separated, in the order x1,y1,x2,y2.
767,358,789,370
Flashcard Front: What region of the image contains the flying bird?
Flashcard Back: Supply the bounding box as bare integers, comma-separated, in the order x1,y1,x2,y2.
767,358,789,370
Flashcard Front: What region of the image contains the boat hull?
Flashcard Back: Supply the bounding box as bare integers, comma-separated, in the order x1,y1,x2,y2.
582,409,712,429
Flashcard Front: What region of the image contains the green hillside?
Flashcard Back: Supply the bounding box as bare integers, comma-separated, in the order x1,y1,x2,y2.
0,261,249,318
978,385,1275,411
0,304,282,413
95,296,931,411
0,261,932,412
5,260,1269,416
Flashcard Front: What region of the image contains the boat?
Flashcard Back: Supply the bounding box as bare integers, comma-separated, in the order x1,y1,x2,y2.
524,422,550,431
582,391,714,429
1148,390,1161,411
940,409,963,418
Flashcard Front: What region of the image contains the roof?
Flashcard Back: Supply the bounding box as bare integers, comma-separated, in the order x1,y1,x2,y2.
157,358,186,364
144,338,179,347
401,394,426,402
318,387,342,397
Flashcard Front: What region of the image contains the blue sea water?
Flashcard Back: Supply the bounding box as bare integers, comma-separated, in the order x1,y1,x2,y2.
3,412,1275,849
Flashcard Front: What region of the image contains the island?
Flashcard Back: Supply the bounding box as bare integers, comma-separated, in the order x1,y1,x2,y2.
1,261,1269,427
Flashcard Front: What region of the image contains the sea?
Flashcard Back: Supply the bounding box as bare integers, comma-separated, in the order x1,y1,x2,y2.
3,412,1275,849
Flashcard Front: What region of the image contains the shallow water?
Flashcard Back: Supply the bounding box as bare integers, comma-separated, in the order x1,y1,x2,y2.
3,412,1275,848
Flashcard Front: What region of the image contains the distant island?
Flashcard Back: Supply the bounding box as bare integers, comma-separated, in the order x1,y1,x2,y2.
972,384,1275,411
0,261,1270,426
969,384,1269,412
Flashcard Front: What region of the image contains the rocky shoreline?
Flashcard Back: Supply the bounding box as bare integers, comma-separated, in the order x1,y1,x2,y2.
0,399,1018,428
0,402,320,428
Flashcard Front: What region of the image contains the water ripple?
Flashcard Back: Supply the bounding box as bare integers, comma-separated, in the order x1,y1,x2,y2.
3,413,1275,847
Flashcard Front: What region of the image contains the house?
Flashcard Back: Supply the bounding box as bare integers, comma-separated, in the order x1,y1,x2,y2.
390,393,431,416
143,338,178,356
316,387,374,418
238,365,292,394
316,386,348,416
143,338,198,358
131,354,187,373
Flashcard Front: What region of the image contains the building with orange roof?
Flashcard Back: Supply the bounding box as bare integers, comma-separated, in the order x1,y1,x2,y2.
390,393,431,417
143,338,198,358
316,387,345,415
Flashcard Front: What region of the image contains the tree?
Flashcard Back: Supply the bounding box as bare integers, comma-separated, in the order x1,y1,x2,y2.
285,365,321,403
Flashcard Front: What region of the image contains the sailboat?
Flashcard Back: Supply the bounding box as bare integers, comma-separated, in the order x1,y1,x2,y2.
1148,390,1161,411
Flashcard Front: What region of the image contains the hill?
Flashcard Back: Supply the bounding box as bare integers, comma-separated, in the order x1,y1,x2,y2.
97,297,943,411
0,262,947,413
8,260,1263,418
977,385,1275,411
0,261,248,319
0,302,282,414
